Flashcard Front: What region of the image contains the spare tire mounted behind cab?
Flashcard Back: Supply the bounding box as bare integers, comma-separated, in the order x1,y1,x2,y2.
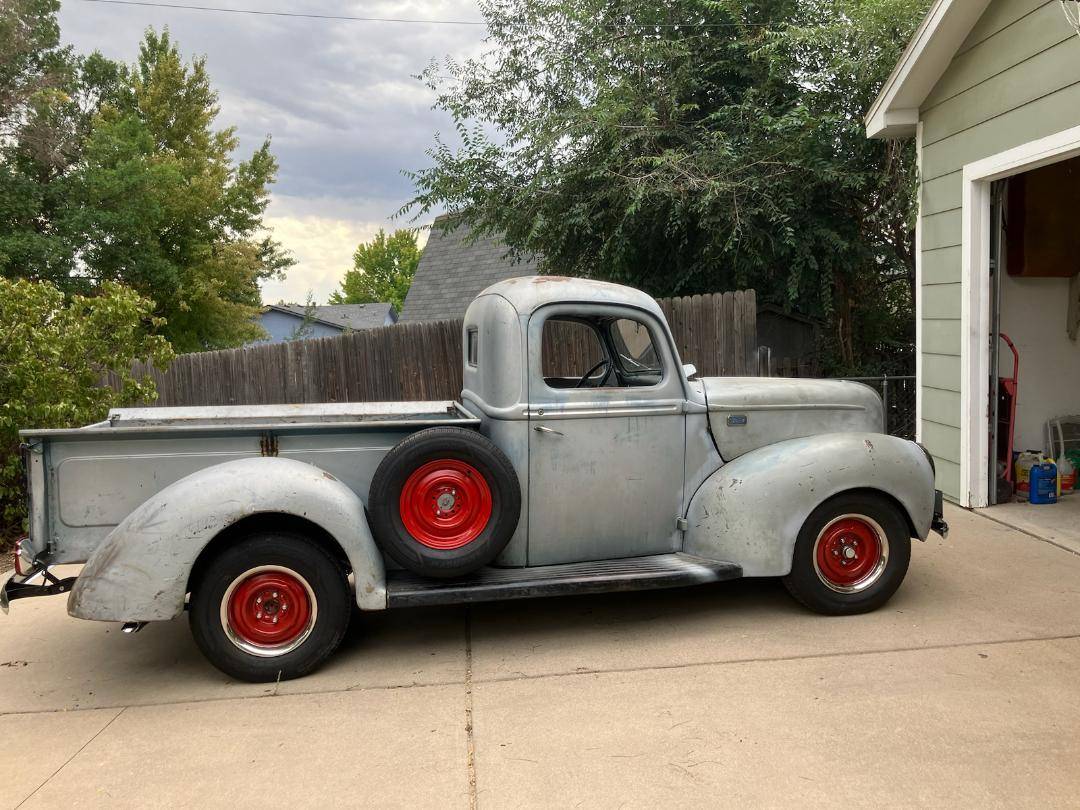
367,426,522,578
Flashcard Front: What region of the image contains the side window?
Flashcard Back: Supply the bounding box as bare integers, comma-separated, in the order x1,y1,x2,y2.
539,313,665,389
466,327,478,367
541,318,607,388
609,318,662,381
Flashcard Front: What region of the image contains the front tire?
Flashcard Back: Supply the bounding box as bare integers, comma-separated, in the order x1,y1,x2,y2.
782,492,911,615
189,532,351,682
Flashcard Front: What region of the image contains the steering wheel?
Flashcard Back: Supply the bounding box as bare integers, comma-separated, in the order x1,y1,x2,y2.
575,358,610,388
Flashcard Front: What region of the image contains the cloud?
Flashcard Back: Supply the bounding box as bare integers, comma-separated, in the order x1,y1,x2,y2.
260,195,430,305
57,0,484,303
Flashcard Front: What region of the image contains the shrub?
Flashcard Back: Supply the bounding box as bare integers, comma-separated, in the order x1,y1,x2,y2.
0,278,174,548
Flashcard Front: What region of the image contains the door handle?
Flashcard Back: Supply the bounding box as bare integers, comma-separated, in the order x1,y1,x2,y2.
533,425,564,436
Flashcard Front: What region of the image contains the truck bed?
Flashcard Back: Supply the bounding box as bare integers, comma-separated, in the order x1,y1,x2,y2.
19,401,480,565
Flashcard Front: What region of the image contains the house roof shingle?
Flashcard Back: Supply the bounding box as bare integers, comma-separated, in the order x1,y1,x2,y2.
399,215,540,322
269,302,396,331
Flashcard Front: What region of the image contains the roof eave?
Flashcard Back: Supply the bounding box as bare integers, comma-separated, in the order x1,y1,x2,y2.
864,0,993,141
866,107,920,140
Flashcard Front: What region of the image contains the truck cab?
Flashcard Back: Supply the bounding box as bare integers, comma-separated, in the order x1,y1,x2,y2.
461,277,694,567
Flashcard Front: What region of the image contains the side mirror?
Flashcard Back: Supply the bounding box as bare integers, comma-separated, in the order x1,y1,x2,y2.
682,363,698,380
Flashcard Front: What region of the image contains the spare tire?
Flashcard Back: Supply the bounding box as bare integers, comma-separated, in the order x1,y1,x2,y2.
368,426,521,578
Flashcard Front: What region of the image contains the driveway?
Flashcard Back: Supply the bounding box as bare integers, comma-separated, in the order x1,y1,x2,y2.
2,505,1079,808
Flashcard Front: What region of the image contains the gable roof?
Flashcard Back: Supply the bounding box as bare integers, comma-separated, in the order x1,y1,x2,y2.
865,0,993,139
398,215,540,323
266,303,396,331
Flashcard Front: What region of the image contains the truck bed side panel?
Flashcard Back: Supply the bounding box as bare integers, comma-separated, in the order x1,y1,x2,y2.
42,429,414,564
68,456,386,621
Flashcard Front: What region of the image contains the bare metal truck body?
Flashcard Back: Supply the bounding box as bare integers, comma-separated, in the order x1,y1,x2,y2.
4,277,947,681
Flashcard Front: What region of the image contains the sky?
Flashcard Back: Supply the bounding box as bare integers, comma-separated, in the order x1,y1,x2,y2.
57,0,489,304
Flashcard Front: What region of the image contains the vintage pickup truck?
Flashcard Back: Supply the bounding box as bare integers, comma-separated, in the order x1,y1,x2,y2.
3,276,947,681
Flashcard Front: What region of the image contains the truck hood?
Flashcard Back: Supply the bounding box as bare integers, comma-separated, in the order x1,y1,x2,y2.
701,377,885,461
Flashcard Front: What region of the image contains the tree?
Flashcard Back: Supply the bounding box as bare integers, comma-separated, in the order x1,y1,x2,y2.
329,228,420,311
762,0,927,372
0,0,113,287
0,278,174,544
288,291,318,341
59,30,293,351
0,8,293,351
406,0,929,374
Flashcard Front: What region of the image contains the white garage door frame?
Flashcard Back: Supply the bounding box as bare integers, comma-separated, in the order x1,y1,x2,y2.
960,123,1080,507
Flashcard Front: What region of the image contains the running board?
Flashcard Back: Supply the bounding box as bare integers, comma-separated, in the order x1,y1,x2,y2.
385,553,742,608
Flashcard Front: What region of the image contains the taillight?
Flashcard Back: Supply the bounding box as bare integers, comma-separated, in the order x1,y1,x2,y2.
13,537,33,577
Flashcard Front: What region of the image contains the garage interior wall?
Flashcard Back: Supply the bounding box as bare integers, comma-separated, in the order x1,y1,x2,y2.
916,0,1080,501
999,274,1080,451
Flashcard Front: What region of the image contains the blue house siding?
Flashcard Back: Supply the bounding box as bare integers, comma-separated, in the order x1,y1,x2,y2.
249,303,397,345
253,310,345,344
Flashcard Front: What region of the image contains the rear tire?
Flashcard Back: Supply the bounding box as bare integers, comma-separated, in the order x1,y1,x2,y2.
368,427,521,579
189,532,351,682
782,492,911,615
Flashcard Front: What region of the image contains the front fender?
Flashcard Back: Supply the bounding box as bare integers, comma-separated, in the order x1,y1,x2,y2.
69,457,386,622
684,433,935,577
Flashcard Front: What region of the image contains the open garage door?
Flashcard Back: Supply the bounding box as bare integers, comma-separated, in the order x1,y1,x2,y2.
985,155,1080,540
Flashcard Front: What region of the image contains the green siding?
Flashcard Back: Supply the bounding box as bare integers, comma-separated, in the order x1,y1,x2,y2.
922,172,962,216
915,0,1080,500
957,0,1051,55
925,2,1067,109
921,80,1080,181
920,419,962,464
921,245,963,285
921,209,962,250
922,283,962,320
922,319,961,355
933,457,961,498
922,352,962,392
922,39,1080,145
922,387,961,429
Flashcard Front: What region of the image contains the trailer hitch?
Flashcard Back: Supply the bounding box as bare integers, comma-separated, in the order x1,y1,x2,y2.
1,567,78,614
931,490,949,540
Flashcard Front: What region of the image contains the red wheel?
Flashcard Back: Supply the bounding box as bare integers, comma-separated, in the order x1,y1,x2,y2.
221,565,317,656
399,459,493,549
369,427,521,579
812,515,889,593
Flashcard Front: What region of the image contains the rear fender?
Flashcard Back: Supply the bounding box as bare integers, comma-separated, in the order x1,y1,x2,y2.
69,457,386,622
683,433,935,577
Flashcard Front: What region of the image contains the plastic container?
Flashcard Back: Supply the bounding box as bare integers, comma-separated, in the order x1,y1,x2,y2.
1029,461,1058,505
1057,456,1076,496
1015,451,1042,497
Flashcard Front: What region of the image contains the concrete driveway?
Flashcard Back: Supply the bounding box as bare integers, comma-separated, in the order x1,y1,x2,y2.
2,505,1079,809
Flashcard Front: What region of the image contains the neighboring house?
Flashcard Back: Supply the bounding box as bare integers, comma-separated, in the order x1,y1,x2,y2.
252,303,397,345
398,215,540,322
866,0,1080,506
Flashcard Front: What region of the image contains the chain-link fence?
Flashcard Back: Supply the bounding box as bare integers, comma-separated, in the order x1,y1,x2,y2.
839,376,916,440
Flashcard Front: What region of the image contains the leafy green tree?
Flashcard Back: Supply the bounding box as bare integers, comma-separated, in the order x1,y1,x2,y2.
0,278,174,544
762,0,928,371
59,30,292,351
407,0,928,374
0,0,112,286
329,228,420,311
0,6,293,351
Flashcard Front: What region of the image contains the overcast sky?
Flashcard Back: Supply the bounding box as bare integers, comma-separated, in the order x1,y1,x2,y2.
57,0,488,304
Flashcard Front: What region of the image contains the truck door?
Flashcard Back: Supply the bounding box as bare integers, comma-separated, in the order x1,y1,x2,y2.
526,304,687,565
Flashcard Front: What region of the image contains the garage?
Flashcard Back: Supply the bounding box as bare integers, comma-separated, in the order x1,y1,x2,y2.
865,0,1080,550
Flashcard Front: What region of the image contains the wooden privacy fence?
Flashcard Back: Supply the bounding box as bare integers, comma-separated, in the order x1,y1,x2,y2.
114,290,758,407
